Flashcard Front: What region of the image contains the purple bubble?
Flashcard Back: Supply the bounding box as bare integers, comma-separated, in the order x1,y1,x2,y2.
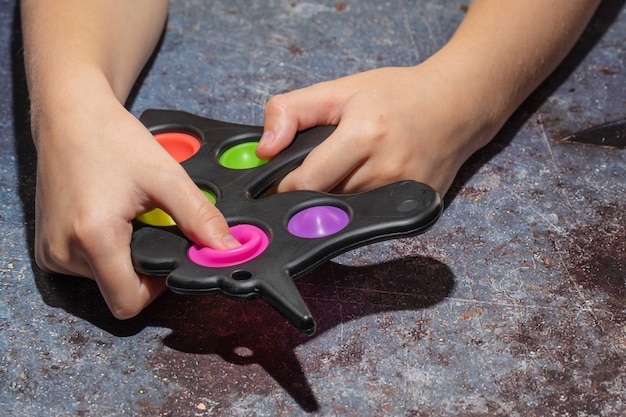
287,206,350,238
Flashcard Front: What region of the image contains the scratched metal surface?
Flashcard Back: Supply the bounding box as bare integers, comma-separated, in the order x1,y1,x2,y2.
1,0,625,416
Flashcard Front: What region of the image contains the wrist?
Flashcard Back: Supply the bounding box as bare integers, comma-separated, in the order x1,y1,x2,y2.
410,55,505,162
28,68,120,147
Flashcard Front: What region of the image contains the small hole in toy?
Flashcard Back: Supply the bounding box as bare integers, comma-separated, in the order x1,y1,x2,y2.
231,270,252,281
233,346,255,358
287,206,350,238
154,131,201,162
219,141,268,169
397,199,419,212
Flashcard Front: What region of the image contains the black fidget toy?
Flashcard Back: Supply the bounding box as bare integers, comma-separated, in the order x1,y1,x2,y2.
131,109,443,335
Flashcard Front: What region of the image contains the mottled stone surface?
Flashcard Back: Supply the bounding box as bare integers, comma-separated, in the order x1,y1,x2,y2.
1,1,624,416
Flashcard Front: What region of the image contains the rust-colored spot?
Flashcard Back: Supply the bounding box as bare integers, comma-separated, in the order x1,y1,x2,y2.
288,40,304,56
461,307,484,321
599,66,617,75
569,205,625,300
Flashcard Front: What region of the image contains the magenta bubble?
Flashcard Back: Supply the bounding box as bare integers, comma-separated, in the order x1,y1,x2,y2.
287,206,350,238
188,224,269,267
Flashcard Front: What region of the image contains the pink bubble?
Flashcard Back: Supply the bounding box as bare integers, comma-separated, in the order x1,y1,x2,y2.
188,224,269,267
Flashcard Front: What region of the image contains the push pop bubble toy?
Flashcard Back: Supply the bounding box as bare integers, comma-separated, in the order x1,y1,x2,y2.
131,109,444,335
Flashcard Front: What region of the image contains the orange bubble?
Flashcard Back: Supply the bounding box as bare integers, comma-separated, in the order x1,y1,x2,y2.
154,131,201,162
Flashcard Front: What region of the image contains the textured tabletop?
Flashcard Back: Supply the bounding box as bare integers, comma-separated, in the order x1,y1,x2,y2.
1,1,624,416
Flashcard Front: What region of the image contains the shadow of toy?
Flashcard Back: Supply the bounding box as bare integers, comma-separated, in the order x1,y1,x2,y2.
38,254,455,412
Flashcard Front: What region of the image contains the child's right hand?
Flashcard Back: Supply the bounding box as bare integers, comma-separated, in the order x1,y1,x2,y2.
32,94,239,319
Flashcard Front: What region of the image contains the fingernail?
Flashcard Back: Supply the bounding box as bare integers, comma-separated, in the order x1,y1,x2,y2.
258,130,274,148
223,234,241,249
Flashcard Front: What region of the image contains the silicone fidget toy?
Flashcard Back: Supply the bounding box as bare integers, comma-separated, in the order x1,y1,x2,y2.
131,109,444,335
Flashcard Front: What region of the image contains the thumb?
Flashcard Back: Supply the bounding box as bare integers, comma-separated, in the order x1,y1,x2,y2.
256,82,340,159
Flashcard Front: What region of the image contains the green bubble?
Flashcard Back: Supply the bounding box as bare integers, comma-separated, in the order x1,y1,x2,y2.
219,142,268,169
201,189,217,204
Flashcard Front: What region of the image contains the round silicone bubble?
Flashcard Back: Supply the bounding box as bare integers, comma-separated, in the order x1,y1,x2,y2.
153,131,202,163
136,189,217,227
287,206,350,238
219,142,268,169
188,224,270,268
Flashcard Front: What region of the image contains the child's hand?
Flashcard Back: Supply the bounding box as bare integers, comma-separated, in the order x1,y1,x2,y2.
257,64,497,197
257,1,600,198
33,96,239,319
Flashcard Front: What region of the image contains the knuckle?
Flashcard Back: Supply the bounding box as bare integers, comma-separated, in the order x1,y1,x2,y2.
291,172,315,190
380,163,405,181
71,217,105,249
285,168,319,192
110,302,142,320
372,157,409,186
196,204,226,230
33,246,54,273
35,233,68,273
265,94,289,116
358,116,388,141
